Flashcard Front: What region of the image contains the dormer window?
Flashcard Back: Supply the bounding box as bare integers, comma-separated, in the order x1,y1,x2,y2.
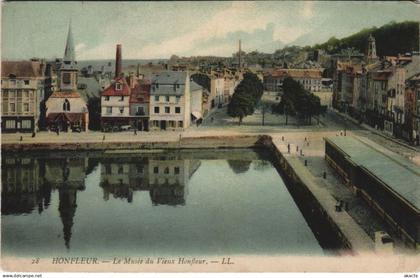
119,96,124,101
115,83,122,90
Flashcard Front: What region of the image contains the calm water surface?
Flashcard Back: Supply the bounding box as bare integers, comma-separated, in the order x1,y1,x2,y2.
2,149,323,258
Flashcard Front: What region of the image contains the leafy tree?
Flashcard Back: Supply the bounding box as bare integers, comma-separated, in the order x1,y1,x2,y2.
227,72,263,125
191,73,211,91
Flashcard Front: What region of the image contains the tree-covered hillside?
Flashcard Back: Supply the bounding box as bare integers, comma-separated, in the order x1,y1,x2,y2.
314,21,419,56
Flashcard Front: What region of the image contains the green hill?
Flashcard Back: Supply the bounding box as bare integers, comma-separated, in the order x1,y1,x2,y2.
314,21,419,56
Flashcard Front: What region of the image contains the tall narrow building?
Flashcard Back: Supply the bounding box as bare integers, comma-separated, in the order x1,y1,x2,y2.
366,34,378,64
45,23,89,132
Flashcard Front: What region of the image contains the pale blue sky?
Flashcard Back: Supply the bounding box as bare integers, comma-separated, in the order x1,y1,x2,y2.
2,1,419,60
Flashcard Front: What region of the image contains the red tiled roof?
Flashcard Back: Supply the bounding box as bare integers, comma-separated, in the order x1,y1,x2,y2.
49,91,82,98
130,83,151,103
102,76,131,96
373,71,392,81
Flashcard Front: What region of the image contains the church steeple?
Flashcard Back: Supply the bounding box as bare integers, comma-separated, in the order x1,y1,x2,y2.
366,34,377,64
64,23,75,63
60,21,78,91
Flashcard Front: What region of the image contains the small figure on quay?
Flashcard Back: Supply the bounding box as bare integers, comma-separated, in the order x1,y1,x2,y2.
296,145,299,152
287,143,290,153
102,135,105,141
32,131,36,138
56,128,60,136
300,149,303,156
282,136,284,141
211,117,214,123
304,137,307,142
134,129,137,135
20,136,23,142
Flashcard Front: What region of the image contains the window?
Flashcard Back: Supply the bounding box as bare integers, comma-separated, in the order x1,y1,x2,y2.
176,96,181,102
62,73,71,84
24,80,29,85
22,120,32,129
178,121,183,128
118,166,124,174
153,167,159,174
115,83,122,90
165,107,170,113
136,165,143,173
63,99,70,111
23,103,29,112
164,167,169,174
154,106,160,114
106,107,112,114
119,107,124,114
136,106,145,115
168,121,175,127
105,164,111,174
23,90,29,98
119,96,124,101
9,90,16,98
9,103,15,112
175,107,181,114
10,79,16,86
153,120,159,127
154,96,159,102
174,167,180,175
5,120,15,129
165,96,170,102
104,96,110,101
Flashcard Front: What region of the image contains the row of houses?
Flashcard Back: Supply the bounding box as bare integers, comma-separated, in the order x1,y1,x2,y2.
1,25,242,133
263,68,333,108
332,35,420,143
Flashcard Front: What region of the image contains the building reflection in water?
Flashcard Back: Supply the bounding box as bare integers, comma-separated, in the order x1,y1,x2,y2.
2,153,201,249
2,155,88,250
99,154,201,206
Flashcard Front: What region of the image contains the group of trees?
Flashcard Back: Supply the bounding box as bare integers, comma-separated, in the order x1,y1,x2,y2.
227,72,264,125
272,77,325,125
314,21,419,56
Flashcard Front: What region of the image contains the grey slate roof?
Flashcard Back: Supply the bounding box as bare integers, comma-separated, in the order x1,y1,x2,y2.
78,77,102,101
150,71,187,96
190,81,203,92
326,136,420,211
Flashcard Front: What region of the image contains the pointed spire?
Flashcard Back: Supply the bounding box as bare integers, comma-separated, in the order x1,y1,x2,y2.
63,21,76,63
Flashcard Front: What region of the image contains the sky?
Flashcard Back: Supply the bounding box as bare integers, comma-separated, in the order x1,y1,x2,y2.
2,1,419,60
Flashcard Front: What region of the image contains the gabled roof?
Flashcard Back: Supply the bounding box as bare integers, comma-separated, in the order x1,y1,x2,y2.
101,76,131,97
1,61,44,78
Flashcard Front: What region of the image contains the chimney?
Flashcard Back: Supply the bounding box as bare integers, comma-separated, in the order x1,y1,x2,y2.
129,72,135,89
115,44,122,78
238,39,242,70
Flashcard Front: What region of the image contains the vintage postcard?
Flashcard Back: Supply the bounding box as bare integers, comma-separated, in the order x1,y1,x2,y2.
1,1,419,276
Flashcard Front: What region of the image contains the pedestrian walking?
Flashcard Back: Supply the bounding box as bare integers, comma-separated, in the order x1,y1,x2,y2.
296,145,299,152
287,143,290,153
56,128,59,136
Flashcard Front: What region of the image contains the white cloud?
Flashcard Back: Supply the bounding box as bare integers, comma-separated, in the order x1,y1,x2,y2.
76,1,314,59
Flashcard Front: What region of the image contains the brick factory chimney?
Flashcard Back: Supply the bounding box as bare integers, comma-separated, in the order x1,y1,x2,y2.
115,44,122,78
